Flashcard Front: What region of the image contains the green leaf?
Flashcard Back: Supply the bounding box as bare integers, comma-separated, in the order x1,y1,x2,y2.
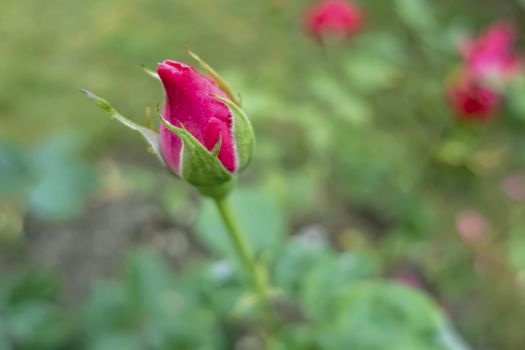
506,226,525,270
314,281,452,350
273,235,333,293
90,335,141,350
301,252,381,318
29,163,97,220
81,90,163,164
343,53,401,93
215,96,255,171
83,249,225,349
160,116,233,186
508,77,525,121
26,134,98,220
309,73,371,126
396,0,436,34
0,142,31,197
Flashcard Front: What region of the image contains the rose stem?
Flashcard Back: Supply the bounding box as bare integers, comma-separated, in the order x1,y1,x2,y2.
213,195,269,303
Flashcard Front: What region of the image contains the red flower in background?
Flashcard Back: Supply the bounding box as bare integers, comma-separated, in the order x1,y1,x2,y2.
447,70,501,121
447,21,522,121
461,22,522,82
304,0,364,44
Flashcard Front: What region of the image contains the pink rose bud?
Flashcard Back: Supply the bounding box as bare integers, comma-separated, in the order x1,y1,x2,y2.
447,70,501,121
456,210,487,243
156,59,254,196
460,21,522,82
304,0,364,44
83,54,254,198
157,60,238,174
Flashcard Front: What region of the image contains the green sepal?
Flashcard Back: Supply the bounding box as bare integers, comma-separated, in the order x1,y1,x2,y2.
188,49,242,106
81,90,163,164
215,96,255,171
197,179,235,199
141,64,161,81
211,135,222,157
159,116,233,187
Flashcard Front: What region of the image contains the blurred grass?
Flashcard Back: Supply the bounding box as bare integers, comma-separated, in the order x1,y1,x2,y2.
1,0,522,147
0,0,292,147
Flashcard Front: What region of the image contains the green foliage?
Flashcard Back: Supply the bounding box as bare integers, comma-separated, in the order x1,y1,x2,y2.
196,186,285,263
0,133,98,220
396,0,437,34
2,0,525,349
82,249,225,350
0,271,73,350
0,247,462,350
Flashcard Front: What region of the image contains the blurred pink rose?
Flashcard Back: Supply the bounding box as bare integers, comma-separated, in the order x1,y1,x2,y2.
447,70,501,121
304,0,364,44
461,21,522,81
502,172,525,201
446,21,522,120
456,210,488,243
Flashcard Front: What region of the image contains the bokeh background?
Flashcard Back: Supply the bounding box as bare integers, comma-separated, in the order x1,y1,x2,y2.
2,0,525,349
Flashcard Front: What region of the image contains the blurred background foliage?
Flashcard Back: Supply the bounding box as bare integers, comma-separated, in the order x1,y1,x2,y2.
1,0,525,349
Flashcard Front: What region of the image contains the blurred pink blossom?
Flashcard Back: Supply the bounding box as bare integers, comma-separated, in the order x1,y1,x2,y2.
392,270,424,289
447,21,522,120
447,70,501,121
456,210,488,243
502,172,525,201
461,21,522,81
304,0,364,44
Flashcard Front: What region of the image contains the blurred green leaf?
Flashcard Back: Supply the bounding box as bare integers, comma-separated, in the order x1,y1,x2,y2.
196,186,285,260
89,334,141,350
508,77,525,121
507,226,525,270
83,249,225,349
28,134,98,220
0,134,98,220
0,271,73,350
396,0,436,34
309,73,371,126
273,234,333,293
314,281,451,350
301,252,381,318
344,53,401,93
0,142,31,197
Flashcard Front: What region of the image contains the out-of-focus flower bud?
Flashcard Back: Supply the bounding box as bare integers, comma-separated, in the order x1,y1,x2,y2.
304,0,364,45
446,21,523,120
447,70,501,121
502,172,525,202
456,210,488,244
460,21,522,84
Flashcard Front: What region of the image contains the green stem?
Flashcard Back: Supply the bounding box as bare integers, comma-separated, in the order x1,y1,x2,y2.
213,195,268,301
